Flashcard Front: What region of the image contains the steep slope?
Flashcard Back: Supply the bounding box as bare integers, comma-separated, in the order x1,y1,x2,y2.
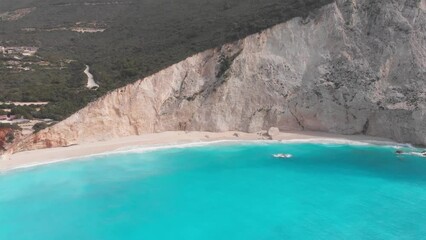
8,0,426,154
0,128,14,151
0,0,333,120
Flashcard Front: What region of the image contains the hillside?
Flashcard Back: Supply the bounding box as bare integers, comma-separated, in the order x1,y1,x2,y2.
0,0,332,120
7,0,426,155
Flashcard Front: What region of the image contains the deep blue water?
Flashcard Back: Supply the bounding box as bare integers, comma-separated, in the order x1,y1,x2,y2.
1,142,426,240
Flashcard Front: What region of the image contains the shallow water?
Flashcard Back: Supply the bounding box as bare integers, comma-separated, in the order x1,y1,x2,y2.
1,142,426,240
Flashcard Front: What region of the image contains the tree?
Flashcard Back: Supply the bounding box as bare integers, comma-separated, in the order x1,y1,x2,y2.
5,132,14,143
32,122,48,132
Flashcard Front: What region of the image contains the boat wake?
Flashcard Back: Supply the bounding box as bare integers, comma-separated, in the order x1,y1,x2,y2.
273,153,293,159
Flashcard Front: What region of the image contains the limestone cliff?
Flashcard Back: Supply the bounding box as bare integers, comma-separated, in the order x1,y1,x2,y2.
8,0,426,153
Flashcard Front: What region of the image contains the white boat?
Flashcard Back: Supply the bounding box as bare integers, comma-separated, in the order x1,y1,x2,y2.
273,153,292,159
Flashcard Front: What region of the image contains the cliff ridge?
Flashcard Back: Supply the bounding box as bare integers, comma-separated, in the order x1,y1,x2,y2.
8,0,426,154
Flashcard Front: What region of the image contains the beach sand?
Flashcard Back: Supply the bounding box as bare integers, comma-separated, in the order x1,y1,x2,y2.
0,131,395,172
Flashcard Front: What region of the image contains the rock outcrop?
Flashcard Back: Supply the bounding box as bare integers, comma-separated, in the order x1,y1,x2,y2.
0,128,13,151
268,127,281,139
0,127,21,153
8,0,426,153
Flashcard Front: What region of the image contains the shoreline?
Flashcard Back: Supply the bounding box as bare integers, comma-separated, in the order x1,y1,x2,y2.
0,130,409,172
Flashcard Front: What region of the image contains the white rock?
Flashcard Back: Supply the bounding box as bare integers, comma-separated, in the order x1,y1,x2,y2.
268,127,280,138
10,1,426,153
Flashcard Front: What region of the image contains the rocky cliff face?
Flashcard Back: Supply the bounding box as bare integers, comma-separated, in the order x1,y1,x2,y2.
8,0,426,153
0,128,13,151
0,127,20,152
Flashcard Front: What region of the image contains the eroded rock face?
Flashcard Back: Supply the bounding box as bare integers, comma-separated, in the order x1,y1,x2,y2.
9,0,426,153
0,128,13,151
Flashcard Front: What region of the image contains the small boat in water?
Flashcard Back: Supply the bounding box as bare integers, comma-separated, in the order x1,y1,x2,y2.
273,153,292,159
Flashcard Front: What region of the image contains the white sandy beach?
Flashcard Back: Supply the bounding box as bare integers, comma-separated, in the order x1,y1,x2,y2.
0,131,396,172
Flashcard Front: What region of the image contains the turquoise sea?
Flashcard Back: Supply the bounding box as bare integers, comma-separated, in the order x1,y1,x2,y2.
1,141,426,240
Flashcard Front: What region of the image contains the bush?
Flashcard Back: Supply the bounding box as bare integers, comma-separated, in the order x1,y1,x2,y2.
10,106,34,120
0,123,21,130
5,132,14,143
32,122,49,132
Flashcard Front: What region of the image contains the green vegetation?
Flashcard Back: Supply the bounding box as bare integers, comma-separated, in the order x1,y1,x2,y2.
5,132,14,143
10,105,35,119
0,0,332,120
216,50,242,78
0,123,21,130
0,103,43,119
32,122,48,132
